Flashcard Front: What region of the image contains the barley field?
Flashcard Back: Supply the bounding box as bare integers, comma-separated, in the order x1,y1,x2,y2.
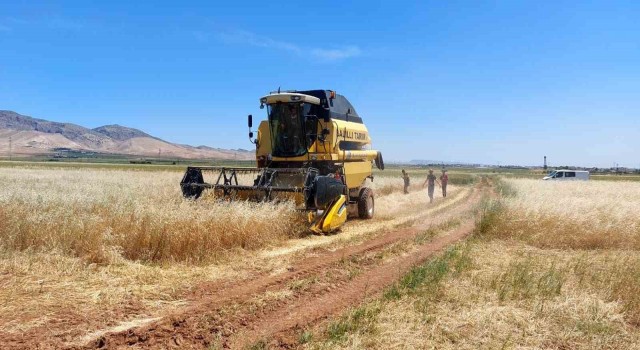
0,167,308,264
487,179,640,250
310,178,640,349
0,166,465,265
14,165,638,348
0,164,467,340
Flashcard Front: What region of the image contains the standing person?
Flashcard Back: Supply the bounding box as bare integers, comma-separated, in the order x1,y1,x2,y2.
422,169,441,203
334,169,343,183
401,169,410,194
440,170,449,197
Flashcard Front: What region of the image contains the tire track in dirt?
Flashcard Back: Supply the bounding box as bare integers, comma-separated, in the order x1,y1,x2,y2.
73,180,490,349
232,220,476,349
186,183,478,304
185,184,475,302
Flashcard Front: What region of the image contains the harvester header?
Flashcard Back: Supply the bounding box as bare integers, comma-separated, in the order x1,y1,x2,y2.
181,89,384,233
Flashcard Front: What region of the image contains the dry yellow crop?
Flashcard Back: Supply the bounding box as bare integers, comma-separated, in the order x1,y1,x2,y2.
0,165,466,341
310,178,640,349
0,167,308,264
483,179,640,250
0,167,460,264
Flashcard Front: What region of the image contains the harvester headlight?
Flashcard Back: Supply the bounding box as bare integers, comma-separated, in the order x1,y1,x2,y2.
290,95,301,101
260,97,268,104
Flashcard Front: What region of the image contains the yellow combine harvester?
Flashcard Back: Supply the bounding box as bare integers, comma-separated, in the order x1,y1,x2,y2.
180,89,384,233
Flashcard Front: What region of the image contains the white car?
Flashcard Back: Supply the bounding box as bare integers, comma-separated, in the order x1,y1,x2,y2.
543,170,589,181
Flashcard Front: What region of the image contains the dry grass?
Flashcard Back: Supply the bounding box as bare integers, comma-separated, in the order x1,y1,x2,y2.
478,179,640,325
309,178,640,349
0,167,305,338
0,165,469,340
479,179,640,250
0,250,241,335
0,167,462,264
0,167,307,264
319,242,640,350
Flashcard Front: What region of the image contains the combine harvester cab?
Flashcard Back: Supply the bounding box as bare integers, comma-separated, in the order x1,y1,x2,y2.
180,89,384,234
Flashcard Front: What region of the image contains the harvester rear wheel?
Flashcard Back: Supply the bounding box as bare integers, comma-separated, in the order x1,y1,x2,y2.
358,187,374,219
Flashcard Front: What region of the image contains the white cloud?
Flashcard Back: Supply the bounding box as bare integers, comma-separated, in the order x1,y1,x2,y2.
311,46,362,61
214,29,361,62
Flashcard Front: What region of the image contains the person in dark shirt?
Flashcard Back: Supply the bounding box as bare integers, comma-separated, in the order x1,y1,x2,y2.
422,169,441,203
401,169,410,194
440,170,449,197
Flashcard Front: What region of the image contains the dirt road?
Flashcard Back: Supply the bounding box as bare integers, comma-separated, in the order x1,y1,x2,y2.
70,180,490,349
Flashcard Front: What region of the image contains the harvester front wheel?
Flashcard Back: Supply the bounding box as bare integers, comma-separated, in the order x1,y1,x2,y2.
180,168,205,199
358,187,374,219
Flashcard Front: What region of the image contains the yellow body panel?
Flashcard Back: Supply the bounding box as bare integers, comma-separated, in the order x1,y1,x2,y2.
256,121,271,158
342,161,372,189
309,195,348,234
331,119,371,149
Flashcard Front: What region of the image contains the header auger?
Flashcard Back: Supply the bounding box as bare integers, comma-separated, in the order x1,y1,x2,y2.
180,89,384,234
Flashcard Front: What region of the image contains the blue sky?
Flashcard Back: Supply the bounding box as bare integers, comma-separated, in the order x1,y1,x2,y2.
1,1,638,167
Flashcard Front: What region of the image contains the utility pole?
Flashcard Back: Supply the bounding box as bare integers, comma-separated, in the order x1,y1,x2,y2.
9,136,12,161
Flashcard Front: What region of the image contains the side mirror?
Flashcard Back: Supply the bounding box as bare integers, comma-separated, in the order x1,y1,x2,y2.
375,152,385,170
248,114,253,128
249,132,254,139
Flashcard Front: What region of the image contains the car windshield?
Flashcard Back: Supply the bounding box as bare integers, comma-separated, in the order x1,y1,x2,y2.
547,171,557,177
267,103,308,157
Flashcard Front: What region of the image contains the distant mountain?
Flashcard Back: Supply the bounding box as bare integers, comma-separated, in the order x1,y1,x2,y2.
92,124,155,141
0,110,254,160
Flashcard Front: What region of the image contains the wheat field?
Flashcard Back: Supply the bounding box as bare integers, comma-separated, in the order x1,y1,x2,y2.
310,178,640,349
487,179,640,250
0,165,463,338
0,167,458,264
0,167,310,264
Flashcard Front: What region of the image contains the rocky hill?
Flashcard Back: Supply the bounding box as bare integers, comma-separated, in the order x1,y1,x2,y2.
92,124,155,141
0,110,253,160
